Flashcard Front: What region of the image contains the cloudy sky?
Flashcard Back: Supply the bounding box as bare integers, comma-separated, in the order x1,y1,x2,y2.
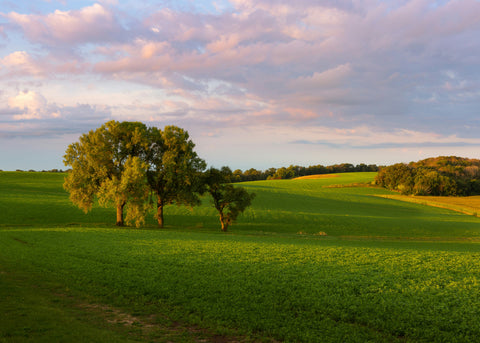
1,0,479,171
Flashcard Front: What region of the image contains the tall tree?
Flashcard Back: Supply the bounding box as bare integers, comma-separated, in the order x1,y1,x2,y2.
146,126,206,227
63,121,150,226
204,167,255,232
97,156,150,227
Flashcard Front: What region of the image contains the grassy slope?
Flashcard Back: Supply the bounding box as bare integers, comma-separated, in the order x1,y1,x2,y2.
375,194,480,217
1,172,480,342
166,172,480,240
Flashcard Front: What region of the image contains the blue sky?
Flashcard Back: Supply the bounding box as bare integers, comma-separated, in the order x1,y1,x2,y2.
1,0,479,170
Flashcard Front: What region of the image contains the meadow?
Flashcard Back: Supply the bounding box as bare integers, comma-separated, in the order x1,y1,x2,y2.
1,171,480,342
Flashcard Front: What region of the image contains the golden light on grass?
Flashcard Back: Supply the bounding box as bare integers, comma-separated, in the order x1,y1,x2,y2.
376,194,480,217
293,174,340,180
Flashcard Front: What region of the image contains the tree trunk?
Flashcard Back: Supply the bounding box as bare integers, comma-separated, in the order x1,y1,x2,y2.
157,200,164,228
116,202,125,226
219,212,228,232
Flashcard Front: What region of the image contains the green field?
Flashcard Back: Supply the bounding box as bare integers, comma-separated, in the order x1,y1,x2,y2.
1,171,480,342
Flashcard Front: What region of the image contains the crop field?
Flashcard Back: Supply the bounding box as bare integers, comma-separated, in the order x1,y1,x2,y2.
376,194,480,217
1,171,480,342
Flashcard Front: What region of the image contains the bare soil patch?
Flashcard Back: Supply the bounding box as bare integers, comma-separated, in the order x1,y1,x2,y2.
75,300,274,343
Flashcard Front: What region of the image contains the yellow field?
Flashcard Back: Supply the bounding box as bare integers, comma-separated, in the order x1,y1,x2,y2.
376,194,480,216
293,174,339,180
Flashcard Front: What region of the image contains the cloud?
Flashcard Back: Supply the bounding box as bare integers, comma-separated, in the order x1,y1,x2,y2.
95,1,479,130
0,50,91,79
1,89,112,126
0,0,479,168
1,51,42,76
293,64,353,89
8,91,52,120
5,3,125,46
289,127,480,150
0,100,112,139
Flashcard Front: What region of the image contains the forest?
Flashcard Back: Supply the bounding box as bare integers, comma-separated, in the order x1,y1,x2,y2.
375,156,480,196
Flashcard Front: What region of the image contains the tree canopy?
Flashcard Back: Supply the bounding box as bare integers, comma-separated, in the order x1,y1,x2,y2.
204,167,255,231
146,125,206,227
64,121,206,227
375,156,480,196
63,121,150,226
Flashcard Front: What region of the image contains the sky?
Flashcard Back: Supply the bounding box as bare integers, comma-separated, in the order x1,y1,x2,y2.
0,0,479,171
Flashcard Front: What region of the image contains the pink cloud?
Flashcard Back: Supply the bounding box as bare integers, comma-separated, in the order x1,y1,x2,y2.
1,50,88,77
6,3,124,45
1,0,479,147
206,34,241,53
293,64,353,89
1,51,42,76
7,90,56,120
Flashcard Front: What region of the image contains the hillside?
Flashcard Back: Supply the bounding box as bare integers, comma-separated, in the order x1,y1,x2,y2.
2,171,480,342
2,171,479,239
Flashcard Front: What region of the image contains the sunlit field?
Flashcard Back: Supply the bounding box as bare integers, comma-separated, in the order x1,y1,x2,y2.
2,171,480,342
376,193,480,217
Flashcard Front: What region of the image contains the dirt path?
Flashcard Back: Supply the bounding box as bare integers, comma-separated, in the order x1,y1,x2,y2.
0,265,277,343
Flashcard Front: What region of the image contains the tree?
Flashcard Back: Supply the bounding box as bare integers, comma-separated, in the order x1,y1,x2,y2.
97,156,149,227
204,167,255,232
264,167,277,179
272,167,289,179
232,169,243,182
374,156,480,196
63,120,150,226
413,168,457,196
375,163,415,194
146,126,206,227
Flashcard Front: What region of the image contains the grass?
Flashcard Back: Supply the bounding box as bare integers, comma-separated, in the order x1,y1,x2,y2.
0,265,140,343
1,171,480,342
375,193,480,217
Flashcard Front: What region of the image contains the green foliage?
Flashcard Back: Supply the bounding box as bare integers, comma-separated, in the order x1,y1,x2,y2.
97,156,150,228
271,166,295,179
63,121,150,226
376,156,480,196
146,126,206,227
204,167,255,231
64,121,205,228
374,163,414,193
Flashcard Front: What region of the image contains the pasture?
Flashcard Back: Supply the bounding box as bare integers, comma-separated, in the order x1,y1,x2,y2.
1,171,480,342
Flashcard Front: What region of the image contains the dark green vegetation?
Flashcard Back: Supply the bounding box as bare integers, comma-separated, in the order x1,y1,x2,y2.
63,121,207,228
376,156,480,196
2,171,480,342
63,121,253,230
223,162,379,182
204,167,256,231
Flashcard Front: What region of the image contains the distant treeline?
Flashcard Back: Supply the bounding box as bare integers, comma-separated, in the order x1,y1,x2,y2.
375,156,480,196
229,163,379,182
9,169,66,173
10,164,379,181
